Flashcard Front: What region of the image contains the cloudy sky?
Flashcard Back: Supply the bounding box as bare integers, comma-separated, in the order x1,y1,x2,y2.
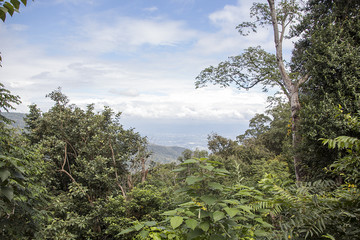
0,0,289,148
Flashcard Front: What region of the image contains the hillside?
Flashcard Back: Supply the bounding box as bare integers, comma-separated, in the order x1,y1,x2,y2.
1,112,185,163
1,112,26,129
147,144,185,164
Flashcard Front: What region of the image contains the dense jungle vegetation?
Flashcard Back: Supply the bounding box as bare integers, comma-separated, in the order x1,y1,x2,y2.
1,0,360,239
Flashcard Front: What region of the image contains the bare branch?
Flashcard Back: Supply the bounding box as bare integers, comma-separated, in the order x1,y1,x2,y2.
109,140,127,199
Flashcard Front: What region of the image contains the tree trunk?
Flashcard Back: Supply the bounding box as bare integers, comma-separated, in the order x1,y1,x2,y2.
109,141,127,199
290,90,303,181
267,0,307,181
141,157,147,183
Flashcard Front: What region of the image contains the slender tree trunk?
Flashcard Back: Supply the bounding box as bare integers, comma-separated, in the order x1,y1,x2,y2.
109,141,127,199
127,175,133,191
267,0,308,181
290,90,303,181
141,157,148,183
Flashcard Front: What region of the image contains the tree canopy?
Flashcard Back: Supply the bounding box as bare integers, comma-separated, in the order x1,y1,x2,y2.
1,0,360,239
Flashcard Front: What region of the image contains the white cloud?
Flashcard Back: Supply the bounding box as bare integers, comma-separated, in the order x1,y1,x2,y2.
69,17,197,54
189,1,273,57
70,87,267,121
143,6,158,12
0,0,276,126
209,1,253,32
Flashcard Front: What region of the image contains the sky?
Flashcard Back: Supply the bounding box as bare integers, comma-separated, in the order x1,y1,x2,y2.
0,0,292,148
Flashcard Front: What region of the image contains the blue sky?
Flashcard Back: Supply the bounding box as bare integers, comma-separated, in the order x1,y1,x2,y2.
0,0,293,148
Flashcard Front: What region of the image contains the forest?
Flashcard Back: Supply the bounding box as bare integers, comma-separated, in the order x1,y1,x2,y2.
0,0,360,239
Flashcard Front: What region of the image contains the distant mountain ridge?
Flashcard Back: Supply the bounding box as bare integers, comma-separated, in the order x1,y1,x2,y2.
147,144,185,164
1,112,185,163
1,112,26,129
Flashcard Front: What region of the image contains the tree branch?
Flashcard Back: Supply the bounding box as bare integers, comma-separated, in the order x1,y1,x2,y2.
59,144,93,205
109,140,127,199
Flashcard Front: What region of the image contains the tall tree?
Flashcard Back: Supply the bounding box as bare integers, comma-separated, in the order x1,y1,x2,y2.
196,0,308,181
291,0,360,178
0,84,47,240
25,89,151,238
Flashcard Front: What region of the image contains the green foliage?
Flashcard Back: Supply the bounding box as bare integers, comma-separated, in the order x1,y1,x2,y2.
2,1,360,239
237,0,300,37
126,185,168,220
0,83,21,124
196,0,308,181
0,85,47,239
294,0,360,178
124,158,275,239
0,0,28,22
195,46,280,93
256,112,360,239
178,149,208,163
238,96,291,156
322,113,360,185
24,89,154,239
259,175,333,239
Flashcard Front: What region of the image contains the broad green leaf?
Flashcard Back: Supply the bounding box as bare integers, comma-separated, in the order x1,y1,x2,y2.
200,195,217,205
222,199,240,205
199,210,210,218
144,221,157,226
119,228,134,235
139,230,149,238
224,207,240,218
200,164,214,171
3,2,14,16
170,216,183,229
134,223,144,231
213,211,225,222
182,159,198,164
207,160,222,165
152,234,162,240
185,219,198,230
1,186,14,201
186,176,204,185
161,210,177,216
210,234,226,240
198,221,210,232
172,167,186,172
180,201,196,207
0,7,7,22
21,0,27,6
208,182,223,190
187,228,204,239
13,171,25,180
0,168,11,182
10,0,20,9
184,210,196,217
